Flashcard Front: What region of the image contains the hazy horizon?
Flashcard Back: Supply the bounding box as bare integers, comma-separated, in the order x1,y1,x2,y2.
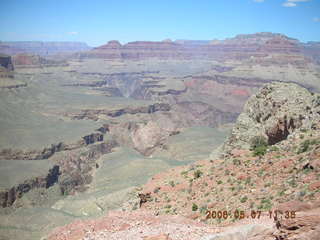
1,0,319,46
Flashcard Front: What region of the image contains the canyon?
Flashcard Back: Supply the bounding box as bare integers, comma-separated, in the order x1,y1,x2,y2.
0,32,319,240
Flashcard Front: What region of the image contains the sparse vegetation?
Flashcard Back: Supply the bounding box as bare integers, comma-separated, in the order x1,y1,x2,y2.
250,136,268,156
297,139,318,154
240,196,248,203
192,203,198,211
194,170,203,179
169,180,175,187
233,158,241,166
259,198,272,210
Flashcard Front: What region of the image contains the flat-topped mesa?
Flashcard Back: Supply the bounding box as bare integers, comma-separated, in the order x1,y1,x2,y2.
87,40,183,59
208,33,302,60
222,32,298,45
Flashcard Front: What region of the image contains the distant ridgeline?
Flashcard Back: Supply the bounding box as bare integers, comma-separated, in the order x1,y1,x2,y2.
0,41,91,56
79,32,320,65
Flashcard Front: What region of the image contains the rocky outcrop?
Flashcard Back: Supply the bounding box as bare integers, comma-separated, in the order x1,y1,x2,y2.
56,140,118,195
222,82,320,153
0,165,60,207
273,206,320,240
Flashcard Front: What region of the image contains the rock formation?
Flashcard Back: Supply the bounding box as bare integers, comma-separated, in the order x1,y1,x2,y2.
0,165,60,207
222,82,320,154
81,32,310,64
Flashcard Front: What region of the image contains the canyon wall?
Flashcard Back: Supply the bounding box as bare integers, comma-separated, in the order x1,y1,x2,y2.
81,33,309,64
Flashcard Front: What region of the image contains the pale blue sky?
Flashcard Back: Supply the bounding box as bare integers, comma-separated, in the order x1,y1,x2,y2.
0,0,319,46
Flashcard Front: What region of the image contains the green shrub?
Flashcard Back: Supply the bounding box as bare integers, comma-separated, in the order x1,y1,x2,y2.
250,136,268,156
253,145,267,156
240,196,248,203
297,139,318,154
298,140,311,153
269,146,279,152
181,170,188,175
194,170,203,179
192,203,198,211
169,181,175,187
260,198,272,210
233,159,241,166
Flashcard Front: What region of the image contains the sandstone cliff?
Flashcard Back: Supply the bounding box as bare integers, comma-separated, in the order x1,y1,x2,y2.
81,33,308,64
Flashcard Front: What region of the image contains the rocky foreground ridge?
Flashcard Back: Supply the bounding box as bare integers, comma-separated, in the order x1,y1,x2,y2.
48,82,320,240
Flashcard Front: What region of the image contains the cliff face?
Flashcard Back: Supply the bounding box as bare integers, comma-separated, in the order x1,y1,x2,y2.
83,40,184,59
82,33,306,62
0,41,91,56
0,165,60,207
